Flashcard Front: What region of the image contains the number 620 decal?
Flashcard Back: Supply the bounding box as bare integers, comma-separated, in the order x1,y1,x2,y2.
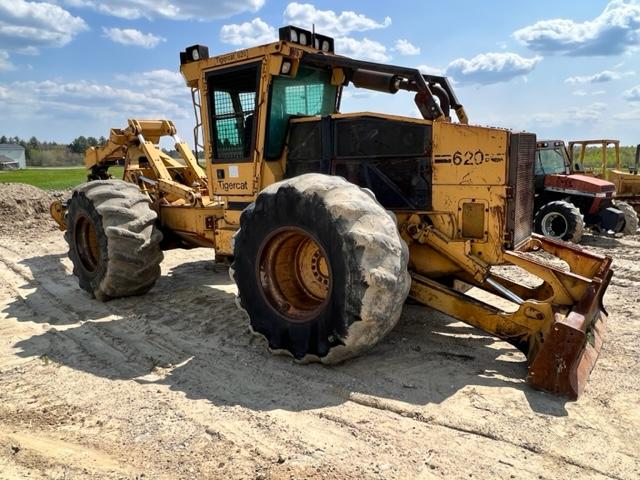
433,151,505,165
453,150,490,165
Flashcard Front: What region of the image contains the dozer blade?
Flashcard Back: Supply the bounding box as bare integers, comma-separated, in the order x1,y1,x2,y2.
527,266,612,399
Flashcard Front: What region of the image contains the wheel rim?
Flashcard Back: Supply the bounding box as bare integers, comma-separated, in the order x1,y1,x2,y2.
257,227,332,323
541,211,568,238
74,214,100,273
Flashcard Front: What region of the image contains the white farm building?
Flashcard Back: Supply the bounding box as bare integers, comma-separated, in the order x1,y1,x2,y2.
0,144,26,170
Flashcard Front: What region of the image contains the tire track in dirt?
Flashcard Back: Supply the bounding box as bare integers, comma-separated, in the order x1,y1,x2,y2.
1,230,639,479
341,390,627,480
0,240,365,472
0,239,504,477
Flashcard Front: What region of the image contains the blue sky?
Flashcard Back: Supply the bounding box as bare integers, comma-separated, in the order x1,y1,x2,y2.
1,0,640,144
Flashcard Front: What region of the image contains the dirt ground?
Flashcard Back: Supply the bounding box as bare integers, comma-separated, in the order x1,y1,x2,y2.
0,184,638,480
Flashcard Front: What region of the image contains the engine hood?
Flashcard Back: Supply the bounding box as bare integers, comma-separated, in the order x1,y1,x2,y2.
544,174,616,194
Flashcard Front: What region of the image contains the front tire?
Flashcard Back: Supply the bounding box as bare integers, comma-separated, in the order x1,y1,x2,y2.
65,180,163,301
614,200,639,235
534,200,584,243
231,174,410,364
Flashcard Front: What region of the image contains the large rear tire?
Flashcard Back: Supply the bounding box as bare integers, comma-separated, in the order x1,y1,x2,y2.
534,200,584,243
231,174,410,364
614,200,639,235
65,180,163,301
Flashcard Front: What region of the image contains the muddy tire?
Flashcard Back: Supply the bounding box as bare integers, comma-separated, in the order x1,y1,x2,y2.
65,180,163,301
614,201,639,235
231,173,410,364
534,200,584,243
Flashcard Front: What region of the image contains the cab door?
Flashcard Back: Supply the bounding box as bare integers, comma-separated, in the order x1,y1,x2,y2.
204,62,263,197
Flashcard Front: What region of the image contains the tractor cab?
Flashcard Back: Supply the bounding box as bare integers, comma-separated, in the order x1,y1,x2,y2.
534,140,571,188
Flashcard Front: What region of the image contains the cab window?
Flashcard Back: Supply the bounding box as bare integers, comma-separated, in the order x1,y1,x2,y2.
265,66,337,159
536,148,569,175
207,63,260,162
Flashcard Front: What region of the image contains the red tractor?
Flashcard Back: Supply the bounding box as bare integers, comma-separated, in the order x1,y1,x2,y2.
534,140,638,242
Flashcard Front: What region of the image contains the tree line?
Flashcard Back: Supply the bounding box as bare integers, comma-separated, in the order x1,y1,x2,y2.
0,134,197,166
0,135,112,167
0,135,109,157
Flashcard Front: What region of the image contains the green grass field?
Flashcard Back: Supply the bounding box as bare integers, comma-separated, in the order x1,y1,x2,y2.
0,167,124,190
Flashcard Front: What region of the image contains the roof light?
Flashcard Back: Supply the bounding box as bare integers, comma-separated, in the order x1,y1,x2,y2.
278,26,334,53
281,60,292,75
180,44,209,65
313,33,334,53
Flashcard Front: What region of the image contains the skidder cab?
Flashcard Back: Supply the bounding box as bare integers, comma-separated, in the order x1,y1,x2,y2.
52,25,613,399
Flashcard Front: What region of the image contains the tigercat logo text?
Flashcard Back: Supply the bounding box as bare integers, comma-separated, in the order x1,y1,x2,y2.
215,50,249,64
217,180,249,191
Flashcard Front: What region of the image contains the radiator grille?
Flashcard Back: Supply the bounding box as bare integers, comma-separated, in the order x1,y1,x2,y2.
507,132,536,248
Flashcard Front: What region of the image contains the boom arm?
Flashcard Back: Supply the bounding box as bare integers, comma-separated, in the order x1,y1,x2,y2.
84,119,209,206
302,52,469,124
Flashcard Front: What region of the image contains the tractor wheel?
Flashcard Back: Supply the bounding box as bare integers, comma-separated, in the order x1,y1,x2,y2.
534,200,584,243
614,200,639,235
65,180,163,301
231,173,410,364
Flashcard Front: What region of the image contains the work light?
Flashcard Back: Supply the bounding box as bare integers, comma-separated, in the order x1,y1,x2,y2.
179,44,209,65
278,26,334,53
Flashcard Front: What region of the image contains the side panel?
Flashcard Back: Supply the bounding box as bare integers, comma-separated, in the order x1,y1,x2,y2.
431,122,510,264
285,116,433,210
431,123,508,187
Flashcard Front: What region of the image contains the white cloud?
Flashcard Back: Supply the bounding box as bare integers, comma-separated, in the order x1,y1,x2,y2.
513,0,640,56
121,69,184,88
283,2,391,36
0,75,190,124
613,108,640,120
393,39,420,56
565,69,624,84
114,69,186,99
568,102,608,122
0,0,88,54
444,52,542,85
532,102,608,126
58,0,264,20
0,69,196,141
417,64,444,76
335,37,390,62
0,50,13,70
624,85,640,102
102,27,164,48
220,18,276,47
573,88,608,96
